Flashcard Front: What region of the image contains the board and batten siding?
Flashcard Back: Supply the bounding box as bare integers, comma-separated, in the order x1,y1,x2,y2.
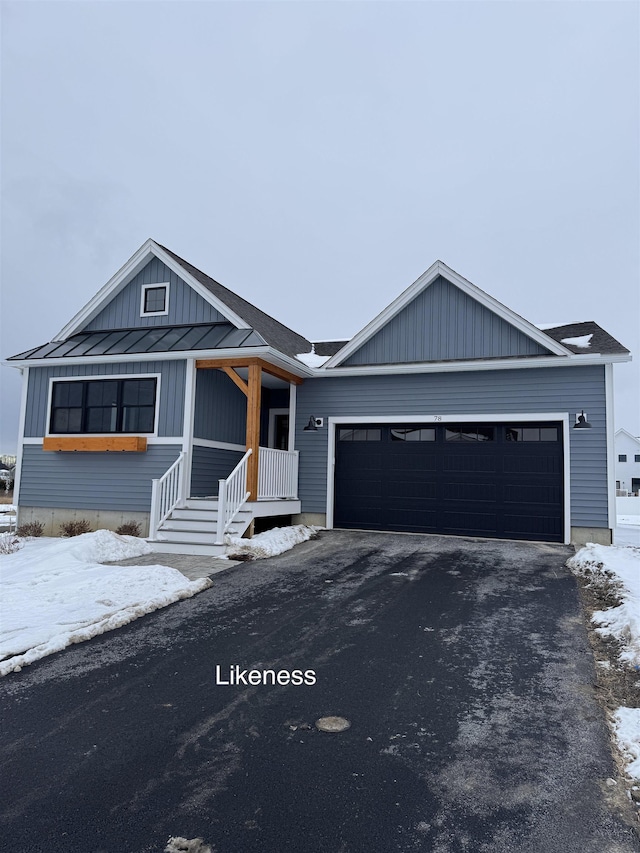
193,369,246,444
84,257,226,330
344,277,551,365
24,360,186,438
19,444,182,511
295,365,609,529
190,446,244,497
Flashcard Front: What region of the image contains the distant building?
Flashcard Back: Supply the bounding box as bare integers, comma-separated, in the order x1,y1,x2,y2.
615,429,640,495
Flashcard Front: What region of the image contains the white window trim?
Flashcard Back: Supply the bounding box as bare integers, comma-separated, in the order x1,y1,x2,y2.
45,373,162,438
140,282,170,317
325,413,571,545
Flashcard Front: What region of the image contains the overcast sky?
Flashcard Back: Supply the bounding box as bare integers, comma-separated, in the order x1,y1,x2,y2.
1,0,638,455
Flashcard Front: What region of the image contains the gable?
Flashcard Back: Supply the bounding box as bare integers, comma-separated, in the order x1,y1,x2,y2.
83,257,226,331
342,276,554,366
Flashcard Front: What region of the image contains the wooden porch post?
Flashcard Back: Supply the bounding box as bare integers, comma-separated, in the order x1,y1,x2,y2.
246,363,262,500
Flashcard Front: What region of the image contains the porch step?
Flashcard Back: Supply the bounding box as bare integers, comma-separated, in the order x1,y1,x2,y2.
147,540,227,557
169,507,252,525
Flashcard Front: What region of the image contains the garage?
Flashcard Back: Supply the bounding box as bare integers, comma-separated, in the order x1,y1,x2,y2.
333,421,564,542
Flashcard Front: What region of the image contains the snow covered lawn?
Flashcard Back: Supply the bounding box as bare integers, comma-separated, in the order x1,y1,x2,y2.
0,530,211,677
567,541,640,785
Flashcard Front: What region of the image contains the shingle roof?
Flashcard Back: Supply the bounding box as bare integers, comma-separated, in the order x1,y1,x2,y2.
541,322,630,355
157,244,313,357
312,340,350,357
8,323,267,361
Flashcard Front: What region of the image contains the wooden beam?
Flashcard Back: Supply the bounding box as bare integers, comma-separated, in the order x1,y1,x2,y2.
43,436,147,452
245,363,262,500
196,357,304,386
221,366,249,397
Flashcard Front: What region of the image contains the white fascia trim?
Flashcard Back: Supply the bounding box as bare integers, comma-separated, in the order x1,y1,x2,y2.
323,260,571,368
150,243,248,329
44,372,162,438
605,363,617,533
5,346,314,378
54,239,249,341
313,353,631,377
325,412,572,545
12,367,29,506
192,438,247,452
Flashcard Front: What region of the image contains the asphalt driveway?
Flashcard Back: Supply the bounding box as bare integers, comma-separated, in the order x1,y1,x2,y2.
1,531,638,853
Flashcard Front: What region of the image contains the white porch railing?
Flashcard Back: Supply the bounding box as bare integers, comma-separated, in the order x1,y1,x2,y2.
216,448,252,545
149,451,186,539
258,447,299,499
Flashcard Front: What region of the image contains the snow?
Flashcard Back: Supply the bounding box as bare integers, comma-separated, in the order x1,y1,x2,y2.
560,333,593,348
612,708,640,780
225,524,320,559
295,346,331,368
567,541,640,780
0,530,211,676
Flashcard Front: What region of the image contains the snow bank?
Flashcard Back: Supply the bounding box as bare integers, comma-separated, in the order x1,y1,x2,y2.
567,542,640,783
612,708,640,781
567,543,640,668
226,525,320,559
0,531,211,676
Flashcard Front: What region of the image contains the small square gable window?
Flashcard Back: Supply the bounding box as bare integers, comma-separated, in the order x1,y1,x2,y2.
141,283,169,317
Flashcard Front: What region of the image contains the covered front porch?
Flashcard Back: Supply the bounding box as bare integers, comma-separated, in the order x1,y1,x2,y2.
149,356,304,554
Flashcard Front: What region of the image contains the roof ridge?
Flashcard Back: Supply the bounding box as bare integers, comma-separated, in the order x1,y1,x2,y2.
156,243,312,356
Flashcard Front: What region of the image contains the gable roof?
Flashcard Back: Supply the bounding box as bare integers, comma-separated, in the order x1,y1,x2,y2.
540,322,630,356
615,428,640,448
157,245,312,357
54,239,312,358
322,260,572,368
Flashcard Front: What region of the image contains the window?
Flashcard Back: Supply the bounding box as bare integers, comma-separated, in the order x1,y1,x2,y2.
619,454,627,462
50,378,157,434
140,283,169,316
390,428,435,441
338,428,381,441
506,427,558,442
635,455,640,463
445,425,494,442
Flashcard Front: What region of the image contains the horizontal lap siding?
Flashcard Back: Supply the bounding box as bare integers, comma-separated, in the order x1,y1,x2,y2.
296,365,608,528
193,369,246,444
19,444,182,511
344,278,550,365
85,258,225,330
25,360,185,437
190,446,244,497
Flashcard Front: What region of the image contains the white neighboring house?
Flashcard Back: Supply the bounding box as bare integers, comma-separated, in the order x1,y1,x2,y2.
615,429,640,496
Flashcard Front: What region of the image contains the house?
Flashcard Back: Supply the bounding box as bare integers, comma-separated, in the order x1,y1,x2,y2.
615,429,640,495
5,240,631,552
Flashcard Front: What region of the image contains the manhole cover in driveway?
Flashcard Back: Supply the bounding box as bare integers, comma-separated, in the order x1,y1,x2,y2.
315,716,351,732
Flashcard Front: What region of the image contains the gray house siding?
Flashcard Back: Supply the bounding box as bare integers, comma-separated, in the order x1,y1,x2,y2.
344,277,552,365
295,365,608,529
84,257,226,331
193,369,246,444
190,446,244,497
19,444,182,511
24,360,186,438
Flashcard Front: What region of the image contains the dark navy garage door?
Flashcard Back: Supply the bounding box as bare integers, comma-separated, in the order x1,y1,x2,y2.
334,422,564,542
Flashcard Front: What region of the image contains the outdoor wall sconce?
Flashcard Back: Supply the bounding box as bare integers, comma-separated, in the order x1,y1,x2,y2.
304,416,323,430
573,411,592,429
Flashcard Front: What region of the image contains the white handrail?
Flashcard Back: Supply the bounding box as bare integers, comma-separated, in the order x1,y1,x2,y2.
258,447,299,499
215,448,252,545
150,451,185,539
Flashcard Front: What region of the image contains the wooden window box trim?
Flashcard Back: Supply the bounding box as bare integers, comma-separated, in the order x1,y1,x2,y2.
43,436,148,452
